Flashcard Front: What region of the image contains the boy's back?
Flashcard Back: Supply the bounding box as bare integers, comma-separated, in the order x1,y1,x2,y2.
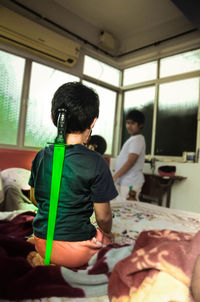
28,82,118,268
29,143,116,242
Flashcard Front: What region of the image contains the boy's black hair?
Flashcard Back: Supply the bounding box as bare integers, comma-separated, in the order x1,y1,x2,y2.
126,109,145,125
51,82,99,133
88,135,107,155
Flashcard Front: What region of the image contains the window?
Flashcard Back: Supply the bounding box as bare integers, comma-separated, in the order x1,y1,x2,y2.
155,78,199,156
122,48,200,157
123,61,157,86
0,50,25,145
1,47,200,158
160,49,200,78
83,55,121,87
123,87,155,154
24,62,79,148
83,80,117,154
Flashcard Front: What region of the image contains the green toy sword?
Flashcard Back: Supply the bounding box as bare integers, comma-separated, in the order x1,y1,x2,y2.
45,108,67,265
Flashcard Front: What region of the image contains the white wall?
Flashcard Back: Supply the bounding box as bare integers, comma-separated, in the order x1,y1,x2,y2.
110,157,200,213
155,161,200,213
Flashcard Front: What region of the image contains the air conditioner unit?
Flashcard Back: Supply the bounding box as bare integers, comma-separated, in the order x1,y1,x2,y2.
0,6,80,67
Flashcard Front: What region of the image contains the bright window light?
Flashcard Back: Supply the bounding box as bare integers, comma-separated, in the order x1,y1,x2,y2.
83,55,120,87
160,49,200,77
0,50,25,145
123,61,157,86
25,62,79,148
83,80,117,154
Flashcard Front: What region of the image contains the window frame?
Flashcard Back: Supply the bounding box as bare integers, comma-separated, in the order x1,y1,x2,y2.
0,47,121,156
0,44,200,160
122,52,200,161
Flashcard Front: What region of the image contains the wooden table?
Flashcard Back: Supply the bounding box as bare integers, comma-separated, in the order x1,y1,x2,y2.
140,174,187,208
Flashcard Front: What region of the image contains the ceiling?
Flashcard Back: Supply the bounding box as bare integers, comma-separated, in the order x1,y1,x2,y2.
1,0,200,58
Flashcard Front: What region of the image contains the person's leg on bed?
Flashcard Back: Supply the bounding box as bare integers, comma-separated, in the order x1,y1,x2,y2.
27,251,45,267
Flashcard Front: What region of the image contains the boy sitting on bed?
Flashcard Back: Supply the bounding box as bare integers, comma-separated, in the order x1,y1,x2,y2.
29,82,118,268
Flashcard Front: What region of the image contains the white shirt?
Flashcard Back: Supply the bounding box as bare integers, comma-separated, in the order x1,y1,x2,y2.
115,134,146,186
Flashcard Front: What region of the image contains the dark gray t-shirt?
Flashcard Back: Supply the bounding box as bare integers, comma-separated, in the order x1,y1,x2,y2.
29,144,118,241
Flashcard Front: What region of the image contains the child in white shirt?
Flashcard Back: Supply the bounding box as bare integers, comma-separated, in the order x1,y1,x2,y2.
113,109,146,201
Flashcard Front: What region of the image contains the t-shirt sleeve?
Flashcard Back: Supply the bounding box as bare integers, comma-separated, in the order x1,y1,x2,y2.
128,135,144,155
90,157,118,203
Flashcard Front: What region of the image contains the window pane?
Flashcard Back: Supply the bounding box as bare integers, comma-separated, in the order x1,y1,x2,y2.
123,61,157,86
83,55,120,86
25,62,79,148
123,86,155,154
155,78,199,156
83,80,117,154
0,50,25,145
160,49,200,77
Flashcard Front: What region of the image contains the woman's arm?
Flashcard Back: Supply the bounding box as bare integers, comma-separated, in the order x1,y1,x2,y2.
30,187,38,207
93,202,112,235
113,153,138,182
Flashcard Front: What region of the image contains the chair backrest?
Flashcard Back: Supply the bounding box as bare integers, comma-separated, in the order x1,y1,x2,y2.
140,173,170,206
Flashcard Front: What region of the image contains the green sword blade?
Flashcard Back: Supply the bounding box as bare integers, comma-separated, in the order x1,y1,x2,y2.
45,144,65,265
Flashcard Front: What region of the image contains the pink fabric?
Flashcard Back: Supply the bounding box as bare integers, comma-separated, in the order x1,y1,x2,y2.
34,229,112,267
108,229,200,301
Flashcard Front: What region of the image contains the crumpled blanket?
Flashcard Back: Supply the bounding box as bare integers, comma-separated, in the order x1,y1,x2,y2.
0,212,133,300
0,180,36,212
108,229,200,302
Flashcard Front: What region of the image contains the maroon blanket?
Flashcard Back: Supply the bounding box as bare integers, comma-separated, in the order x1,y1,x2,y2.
108,229,200,302
0,212,132,300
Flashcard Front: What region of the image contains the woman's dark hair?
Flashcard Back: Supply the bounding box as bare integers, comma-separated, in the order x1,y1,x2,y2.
88,135,107,155
126,109,145,125
51,82,99,133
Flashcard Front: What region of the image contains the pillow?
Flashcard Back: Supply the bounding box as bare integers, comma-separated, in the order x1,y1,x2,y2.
1,168,31,191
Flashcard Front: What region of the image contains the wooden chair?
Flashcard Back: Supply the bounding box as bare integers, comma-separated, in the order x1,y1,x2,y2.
139,173,173,207
139,173,186,208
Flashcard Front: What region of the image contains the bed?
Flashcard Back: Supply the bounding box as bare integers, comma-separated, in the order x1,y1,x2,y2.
1,196,200,302
0,158,200,301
